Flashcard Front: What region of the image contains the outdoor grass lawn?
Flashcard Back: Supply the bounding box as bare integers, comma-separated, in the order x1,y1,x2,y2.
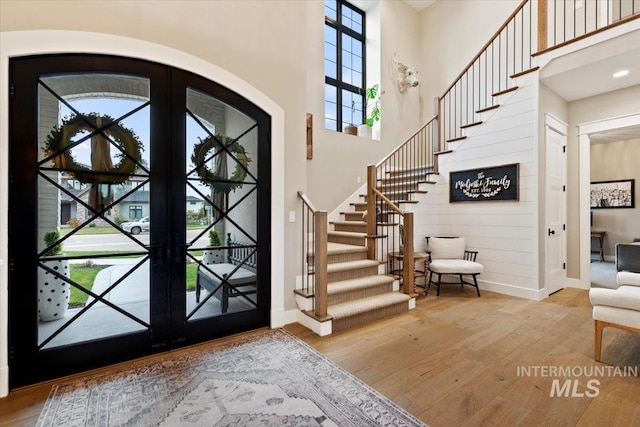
61,223,207,236
69,265,102,307
186,263,197,291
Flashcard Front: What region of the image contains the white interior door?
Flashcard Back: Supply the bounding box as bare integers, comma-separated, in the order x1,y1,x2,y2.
545,115,567,295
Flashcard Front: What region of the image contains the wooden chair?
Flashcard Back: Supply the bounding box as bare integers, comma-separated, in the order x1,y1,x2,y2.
426,236,483,296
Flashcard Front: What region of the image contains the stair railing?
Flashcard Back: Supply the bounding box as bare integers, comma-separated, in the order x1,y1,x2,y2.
538,0,640,53
438,0,534,147
297,191,330,321
367,165,416,296
364,117,437,296
437,0,639,151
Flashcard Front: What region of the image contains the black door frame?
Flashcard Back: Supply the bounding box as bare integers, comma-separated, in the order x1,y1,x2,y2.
8,54,270,389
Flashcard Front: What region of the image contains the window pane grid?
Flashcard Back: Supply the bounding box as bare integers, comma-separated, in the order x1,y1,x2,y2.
324,0,365,133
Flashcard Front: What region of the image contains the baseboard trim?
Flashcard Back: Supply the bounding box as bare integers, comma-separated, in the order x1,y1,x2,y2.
478,279,547,301
566,277,589,290
0,365,8,397
270,307,288,328
295,310,332,336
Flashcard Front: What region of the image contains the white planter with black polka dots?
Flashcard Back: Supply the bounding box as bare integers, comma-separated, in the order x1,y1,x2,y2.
203,249,224,265
38,259,70,321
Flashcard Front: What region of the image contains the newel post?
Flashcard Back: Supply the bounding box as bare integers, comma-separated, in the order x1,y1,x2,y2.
366,165,377,260
402,212,417,296
314,210,328,319
538,0,547,52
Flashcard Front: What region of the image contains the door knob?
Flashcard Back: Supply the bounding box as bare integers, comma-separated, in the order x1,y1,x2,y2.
548,229,555,236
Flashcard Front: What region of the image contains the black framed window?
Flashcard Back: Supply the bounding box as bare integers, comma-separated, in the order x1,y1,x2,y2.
324,0,366,132
129,205,143,219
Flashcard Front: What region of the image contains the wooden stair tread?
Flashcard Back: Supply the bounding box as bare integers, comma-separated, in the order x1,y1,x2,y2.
476,105,499,113
385,165,433,175
510,66,539,79
327,292,411,319
493,86,518,97
330,220,366,226
436,148,455,153
460,121,482,129
444,136,467,143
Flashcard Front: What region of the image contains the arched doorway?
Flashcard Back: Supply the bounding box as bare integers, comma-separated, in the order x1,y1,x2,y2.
8,54,271,388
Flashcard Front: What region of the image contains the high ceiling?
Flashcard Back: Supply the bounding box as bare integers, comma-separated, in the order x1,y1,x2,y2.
403,0,436,12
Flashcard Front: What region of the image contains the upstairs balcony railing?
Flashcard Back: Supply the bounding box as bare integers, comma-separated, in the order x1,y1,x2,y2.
438,0,639,150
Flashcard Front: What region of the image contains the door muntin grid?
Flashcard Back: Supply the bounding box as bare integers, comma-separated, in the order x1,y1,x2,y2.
184,87,259,320
37,73,152,349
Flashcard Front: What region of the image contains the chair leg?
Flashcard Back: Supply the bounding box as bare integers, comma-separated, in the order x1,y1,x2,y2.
594,320,605,362
472,274,481,297
459,274,464,288
436,273,442,296
428,271,433,290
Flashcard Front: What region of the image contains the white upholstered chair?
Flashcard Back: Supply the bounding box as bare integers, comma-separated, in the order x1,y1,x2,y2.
427,237,483,296
589,243,640,362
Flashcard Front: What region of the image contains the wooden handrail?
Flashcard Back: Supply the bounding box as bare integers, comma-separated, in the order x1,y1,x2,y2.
533,13,640,57
375,116,438,168
372,187,403,215
440,0,530,98
297,191,317,212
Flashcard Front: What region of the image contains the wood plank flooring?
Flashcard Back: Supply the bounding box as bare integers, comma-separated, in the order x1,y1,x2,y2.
1,287,639,426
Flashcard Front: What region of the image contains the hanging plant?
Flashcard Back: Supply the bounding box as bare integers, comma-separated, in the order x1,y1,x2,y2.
191,134,251,194
43,113,144,184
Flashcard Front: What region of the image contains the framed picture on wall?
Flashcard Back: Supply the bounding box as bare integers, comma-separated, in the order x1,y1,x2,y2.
590,179,635,209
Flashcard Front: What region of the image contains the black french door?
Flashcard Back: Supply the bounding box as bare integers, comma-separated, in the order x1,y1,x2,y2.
8,55,270,388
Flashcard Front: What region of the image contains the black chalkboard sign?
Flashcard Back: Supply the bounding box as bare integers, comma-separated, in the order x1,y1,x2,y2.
450,163,519,202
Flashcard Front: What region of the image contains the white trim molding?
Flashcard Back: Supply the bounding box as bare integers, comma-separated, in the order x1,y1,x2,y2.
577,112,640,291
0,30,286,397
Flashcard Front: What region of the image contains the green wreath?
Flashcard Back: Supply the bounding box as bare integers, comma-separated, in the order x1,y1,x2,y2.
191,134,251,194
44,113,144,184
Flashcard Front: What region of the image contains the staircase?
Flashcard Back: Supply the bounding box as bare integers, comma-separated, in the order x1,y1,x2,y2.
297,0,640,336
321,239,410,332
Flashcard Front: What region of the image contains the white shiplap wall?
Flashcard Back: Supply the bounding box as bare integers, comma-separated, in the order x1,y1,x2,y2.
410,72,542,300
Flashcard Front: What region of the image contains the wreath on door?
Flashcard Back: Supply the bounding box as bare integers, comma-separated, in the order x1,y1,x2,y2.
43,113,144,184
191,134,251,194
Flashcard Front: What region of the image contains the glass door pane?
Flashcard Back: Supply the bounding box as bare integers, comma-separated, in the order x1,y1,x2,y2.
36,73,152,349
184,88,259,321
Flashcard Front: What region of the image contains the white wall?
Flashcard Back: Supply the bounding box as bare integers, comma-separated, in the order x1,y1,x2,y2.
417,0,521,120
411,72,541,300
590,139,640,257
305,0,423,211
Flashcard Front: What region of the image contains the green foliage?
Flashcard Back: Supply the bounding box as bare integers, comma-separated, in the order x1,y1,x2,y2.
114,216,126,226
69,265,102,307
43,230,62,256
186,263,197,291
209,229,222,247
365,84,381,127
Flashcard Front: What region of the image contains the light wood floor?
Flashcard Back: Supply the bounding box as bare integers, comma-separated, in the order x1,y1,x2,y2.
1,287,639,426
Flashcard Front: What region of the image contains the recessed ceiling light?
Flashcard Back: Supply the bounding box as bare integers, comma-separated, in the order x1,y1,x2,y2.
613,69,630,78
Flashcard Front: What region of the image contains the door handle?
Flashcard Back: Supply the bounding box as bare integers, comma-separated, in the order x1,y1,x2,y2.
548,229,555,236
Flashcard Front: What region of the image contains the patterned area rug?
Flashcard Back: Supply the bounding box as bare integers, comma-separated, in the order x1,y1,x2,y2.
37,328,426,426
